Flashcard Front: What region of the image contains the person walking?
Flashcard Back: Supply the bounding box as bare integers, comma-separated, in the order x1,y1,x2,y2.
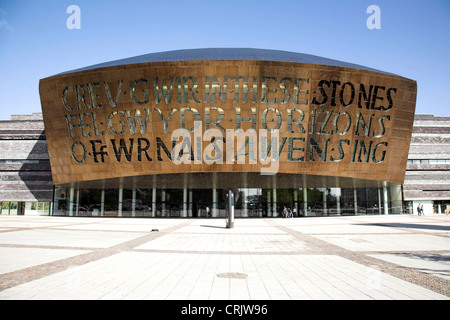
420,205,424,216
417,204,421,216
206,206,210,217
283,206,288,218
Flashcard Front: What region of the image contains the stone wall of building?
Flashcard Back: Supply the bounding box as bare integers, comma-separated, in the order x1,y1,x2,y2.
404,114,450,213
1,111,448,215
0,113,53,203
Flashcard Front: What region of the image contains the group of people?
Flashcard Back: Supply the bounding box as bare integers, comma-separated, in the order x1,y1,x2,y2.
417,203,450,215
283,206,296,218
206,205,300,218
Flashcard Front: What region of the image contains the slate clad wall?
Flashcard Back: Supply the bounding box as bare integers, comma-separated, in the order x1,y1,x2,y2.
0,113,53,202
404,114,450,201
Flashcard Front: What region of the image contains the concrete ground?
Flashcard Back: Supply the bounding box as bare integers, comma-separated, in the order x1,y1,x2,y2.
0,214,449,300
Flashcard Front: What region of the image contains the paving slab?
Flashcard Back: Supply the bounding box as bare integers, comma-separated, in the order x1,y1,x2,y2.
0,214,448,300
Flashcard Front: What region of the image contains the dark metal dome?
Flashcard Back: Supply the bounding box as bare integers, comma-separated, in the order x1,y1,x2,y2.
59,48,391,75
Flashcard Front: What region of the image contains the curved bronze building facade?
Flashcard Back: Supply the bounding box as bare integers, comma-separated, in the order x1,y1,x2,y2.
39,48,417,217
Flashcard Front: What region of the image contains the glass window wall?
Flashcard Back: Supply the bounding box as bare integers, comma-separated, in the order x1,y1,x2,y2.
50,185,406,218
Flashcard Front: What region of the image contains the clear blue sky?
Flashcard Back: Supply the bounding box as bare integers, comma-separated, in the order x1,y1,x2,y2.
0,0,449,120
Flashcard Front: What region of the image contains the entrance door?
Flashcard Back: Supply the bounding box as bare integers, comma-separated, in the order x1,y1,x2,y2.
192,189,212,217
17,202,25,215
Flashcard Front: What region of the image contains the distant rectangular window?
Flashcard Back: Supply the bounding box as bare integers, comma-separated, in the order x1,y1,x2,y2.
408,159,450,164
0,159,49,164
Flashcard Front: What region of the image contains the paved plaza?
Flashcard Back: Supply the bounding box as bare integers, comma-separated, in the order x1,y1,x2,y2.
0,214,449,300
